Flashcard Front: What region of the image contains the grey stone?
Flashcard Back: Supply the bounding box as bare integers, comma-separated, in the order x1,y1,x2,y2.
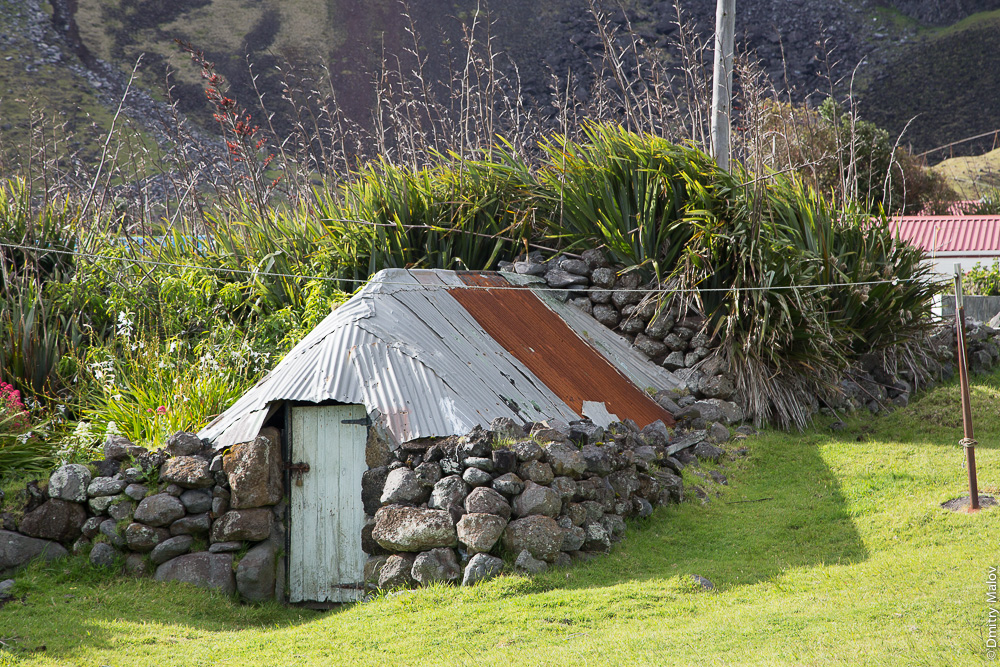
514,549,549,574
236,541,277,602
48,464,92,503
211,496,230,517
645,309,676,338
561,525,586,551
362,466,390,516
491,449,518,475
662,351,686,371
545,269,588,288
518,460,554,485
691,574,715,590
692,442,724,463
566,503,588,526
543,443,587,479
124,523,164,552
530,420,572,443
124,553,153,577
456,426,493,459
663,333,686,351
0,579,14,597
654,470,684,504
104,435,145,461
600,513,627,539
413,461,442,487
81,516,102,539
581,444,615,476
428,475,470,513
381,467,429,505
160,456,213,489
364,555,389,584
640,420,670,448
685,348,709,367
411,547,461,586
378,554,416,589
588,288,613,304
223,430,283,509
154,552,235,594
170,513,211,536
0,530,67,576
134,494,185,527
634,496,654,518
464,487,511,520
490,416,523,440
463,457,494,472
502,515,563,562
590,266,615,289
592,303,620,327
462,467,493,487
569,421,604,446
150,535,194,565
180,489,213,514
87,476,126,497
513,260,546,276
569,297,593,314
124,484,148,501
88,495,116,514
99,519,126,548
708,422,731,443
456,513,507,554
550,476,577,503
582,523,611,553
209,541,243,553
165,432,204,457
462,553,504,586
211,509,272,542
611,273,642,308
491,473,525,497
89,542,118,568
559,258,590,276
19,499,87,543
633,334,667,359
511,440,543,462
513,481,562,518
107,499,135,522
581,249,610,270
607,469,640,499
699,374,736,400
123,468,144,484
372,506,457,552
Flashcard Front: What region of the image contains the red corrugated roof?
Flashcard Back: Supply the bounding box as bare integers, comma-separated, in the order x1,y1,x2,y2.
891,216,1000,254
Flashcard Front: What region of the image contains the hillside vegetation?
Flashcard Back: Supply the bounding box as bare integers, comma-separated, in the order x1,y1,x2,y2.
0,371,996,665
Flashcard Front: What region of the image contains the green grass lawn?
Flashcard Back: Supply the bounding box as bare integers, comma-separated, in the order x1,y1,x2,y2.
2,372,999,666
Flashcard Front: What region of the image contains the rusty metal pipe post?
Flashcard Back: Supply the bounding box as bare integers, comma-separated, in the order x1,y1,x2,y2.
954,265,980,512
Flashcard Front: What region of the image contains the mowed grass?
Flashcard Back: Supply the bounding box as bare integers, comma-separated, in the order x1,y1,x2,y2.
3,373,1000,666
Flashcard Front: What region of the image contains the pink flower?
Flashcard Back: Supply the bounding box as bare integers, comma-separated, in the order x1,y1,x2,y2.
156,406,167,416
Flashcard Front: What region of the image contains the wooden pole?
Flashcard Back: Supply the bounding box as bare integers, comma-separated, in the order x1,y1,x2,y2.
710,0,736,171
954,264,980,512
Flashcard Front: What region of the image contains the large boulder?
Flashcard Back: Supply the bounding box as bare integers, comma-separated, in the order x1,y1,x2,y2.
362,466,390,515
456,513,507,554
543,443,587,479
170,513,211,536
104,435,145,461
160,456,213,489
134,494,186,527
48,464,92,503
512,481,561,518
89,542,118,568
607,469,640,500
154,552,236,594
502,515,563,562
410,548,461,586
150,535,194,565
165,432,204,457
378,553,416,589
427,475,469,513
0,530,67,576
18,500,87,542
236,541,277,602
372,506,457,552
223,429,283,509
179,489,213,514
210,509,272,543
125,523,167,552
87,476,127,498
380,467,429,505
464,487,511,520
462,553,504,586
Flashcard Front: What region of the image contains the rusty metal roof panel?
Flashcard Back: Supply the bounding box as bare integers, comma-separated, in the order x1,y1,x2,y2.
452,273,676,427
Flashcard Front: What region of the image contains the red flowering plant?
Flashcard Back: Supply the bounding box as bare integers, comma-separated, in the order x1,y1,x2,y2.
0,382,28,434
177,41,282,219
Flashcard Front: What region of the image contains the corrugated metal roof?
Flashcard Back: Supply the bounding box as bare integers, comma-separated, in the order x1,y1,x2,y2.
892,215,1000,255
199,268,681,450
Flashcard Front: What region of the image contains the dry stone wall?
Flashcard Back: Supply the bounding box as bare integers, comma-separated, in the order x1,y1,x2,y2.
0,429,286,603
361,415,734,590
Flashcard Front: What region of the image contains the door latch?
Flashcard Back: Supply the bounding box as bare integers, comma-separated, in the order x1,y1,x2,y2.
284,462,310,486
341,416,371,427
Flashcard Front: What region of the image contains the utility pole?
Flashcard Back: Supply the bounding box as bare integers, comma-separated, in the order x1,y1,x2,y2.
954,264,980,512
710,0,736,171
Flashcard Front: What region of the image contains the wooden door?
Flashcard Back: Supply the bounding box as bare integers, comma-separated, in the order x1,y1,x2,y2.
288,404,368,603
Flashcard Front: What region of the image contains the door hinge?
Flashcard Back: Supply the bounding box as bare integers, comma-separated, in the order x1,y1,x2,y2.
341,416,371,427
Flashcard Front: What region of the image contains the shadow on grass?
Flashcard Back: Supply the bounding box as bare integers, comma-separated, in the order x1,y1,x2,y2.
540,432,870,595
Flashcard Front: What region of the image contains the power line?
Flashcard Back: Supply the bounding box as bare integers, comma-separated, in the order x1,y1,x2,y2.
0,240,948,294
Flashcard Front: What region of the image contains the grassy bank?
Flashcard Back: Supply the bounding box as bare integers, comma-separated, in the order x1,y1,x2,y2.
1,369,996,666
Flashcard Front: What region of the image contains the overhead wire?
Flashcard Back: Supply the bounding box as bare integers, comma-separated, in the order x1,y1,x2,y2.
1,240,951,294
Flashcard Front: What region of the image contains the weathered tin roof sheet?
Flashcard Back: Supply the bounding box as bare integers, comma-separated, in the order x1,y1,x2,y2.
892,215,1000,255
199,268,680,449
